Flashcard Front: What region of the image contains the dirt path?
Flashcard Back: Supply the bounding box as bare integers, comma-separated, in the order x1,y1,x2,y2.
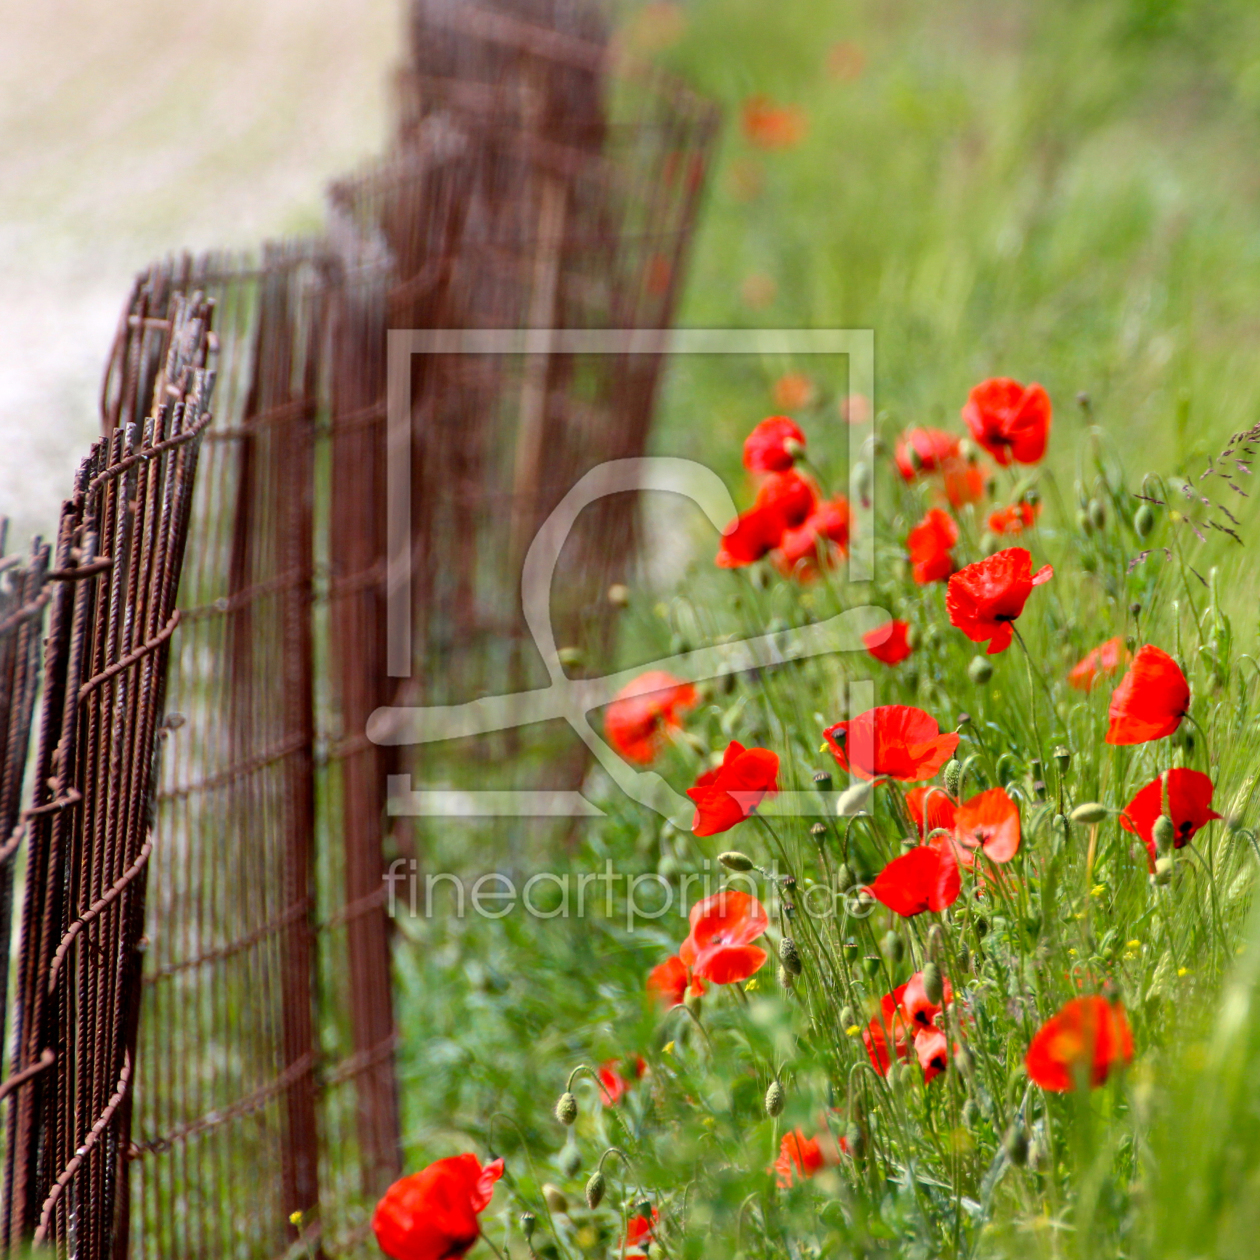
0,0,399,545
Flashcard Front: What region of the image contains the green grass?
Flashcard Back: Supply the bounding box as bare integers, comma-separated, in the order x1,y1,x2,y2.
390,3,1260,1257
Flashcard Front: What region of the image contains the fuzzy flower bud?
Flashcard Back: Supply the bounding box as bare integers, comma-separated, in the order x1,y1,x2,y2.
1153,813,1175,855
922,961,944,1006
559,1142,582,1177
543,1184,568,1215
585,1170,606,1209
882,931,904,964
555,1092,578,1126
1070,802,1109,825
779,937,802,976
719,851,755,872
1004,1125,1029,1167
968,655,993,685
765,1081,786,1117
943,759,962,798
1134,504,1155,538
927,924,945,961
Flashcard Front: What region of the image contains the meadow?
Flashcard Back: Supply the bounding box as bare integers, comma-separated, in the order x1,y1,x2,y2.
385,3,1260,1257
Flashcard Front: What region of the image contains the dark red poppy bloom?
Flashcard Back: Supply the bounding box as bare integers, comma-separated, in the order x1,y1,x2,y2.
863,619,913,666
744,415,805,473
962,378,1051,466
906,508,959,584
686,741,780,836
987,501,1040,536
914,1026,950,1083
598,1056,647,1106
869,845,961,917
777,495,852,576
1120,768,1221,867
895,428,961,480
823,705,959,782
905,785,958,839
953,786,1021,863
373,1154,504,1260
624,1205,660,1254
605,672,697,764
1105,644,1190,745
774,1129,842,1188
716,470,817,568
1025,996,1133,1092
646,954,706,1008
946,546,1053,655
901,969,953,1029
679,890,768,985
1068,636,1127,692
741,95,808,149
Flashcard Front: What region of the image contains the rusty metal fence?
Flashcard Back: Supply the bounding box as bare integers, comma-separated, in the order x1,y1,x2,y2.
2,292,215,1256
0,2,717,1256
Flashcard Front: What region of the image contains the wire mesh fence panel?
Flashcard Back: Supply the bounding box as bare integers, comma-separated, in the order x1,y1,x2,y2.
2,291,215,1259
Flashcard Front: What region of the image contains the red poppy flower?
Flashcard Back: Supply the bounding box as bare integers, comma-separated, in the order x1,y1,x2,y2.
863,619,913,666
744,415,805,473
823,705,959,782
953,786,1021,863
646,954,706,1008
901,969,953,1029
686,741,780,836
961,378,1051,466
625,1206,659,1254
941,459,989,508
1025,996,1133,1092
771,374,816,411
716,470,817,568
598,1056,647,1106
741,96,808,149
906,508,959,584
774,1129,842,1187
914,1026,950,1083
1105,644,1190,745
679,890,768,984
987,501,1040,536
1068,636,1128,692
605,672,697,764
905,785,958,839
895,428,961,480
862,989,912,1075
777,495,851,576
869,845,961,917
1120,768,1221,868
946,547,1053,655
373,1154,505,1260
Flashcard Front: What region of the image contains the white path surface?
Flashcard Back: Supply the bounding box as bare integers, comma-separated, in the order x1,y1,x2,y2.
0,0,400,546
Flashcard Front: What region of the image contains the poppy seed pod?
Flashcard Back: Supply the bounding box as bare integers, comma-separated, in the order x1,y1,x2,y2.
968,656,994,685
555,1092,578,1126
944,758,962,797
559,1142,582,1177
719,851,755,872
862,954,883,977
810,821,827,843
1053,745,1071,773
922,961,944,1006
765,1080,786,1117
520,1211,537,1239
1153,813,1175,855
1134,503,1155,537
585,1170,606,1209
543,1184,569,1215
1070,802,1109,825
812,769,832,789
779,937,802,975
1003,1125,1029,1167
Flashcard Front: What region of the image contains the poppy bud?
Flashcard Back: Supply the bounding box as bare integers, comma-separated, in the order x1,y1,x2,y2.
899,835,918,852
960,437,980,465
543,1184,569,1215
1129,601,1142,618
559,1142,582,1177
957,945,972,973
956,712,972,727
1074,478,1089,509
1053,745,1071,773
719,851,755,872
961,1099,980,1128
607,583,630,607
922,961,944,1006
968,656,993,685
684,989,703,1018
927,924,945,961
1003,1124,1029,1166
1070,802,1109,825
908,445,924,472
835,863,855,893
1076,508,1093,535
810,822,828,844
840,1004,855,1029
521,1211,537,1239
954,1045,974,1076
555,1092,578,1126
943,759,962,798
853,460,872,505
1134,504,1155,538
558,645,585,669
585,1170,606,1209
974,916,989,938
777,964,794,988
779,937,802,976
812,770,832,789
1153,813,1175,855
882,930,904,964
845,1120,866,1157
1154,856,1175,885
765,1080,786,1117
783,436,805,460
1089,498,1107,530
